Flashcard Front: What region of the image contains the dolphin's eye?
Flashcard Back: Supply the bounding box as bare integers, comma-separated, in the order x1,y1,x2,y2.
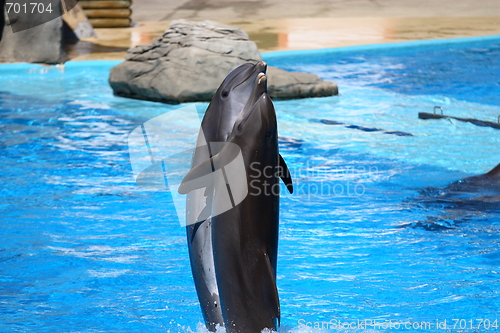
221,91,229,98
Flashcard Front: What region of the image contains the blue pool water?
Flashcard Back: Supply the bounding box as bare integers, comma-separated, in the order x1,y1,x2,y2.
1,36,500,333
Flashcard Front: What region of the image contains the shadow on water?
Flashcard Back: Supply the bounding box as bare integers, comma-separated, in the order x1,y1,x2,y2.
278,136,305,151
312,118,414,137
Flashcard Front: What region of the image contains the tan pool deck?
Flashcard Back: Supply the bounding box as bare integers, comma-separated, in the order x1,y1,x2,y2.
71,0,500,61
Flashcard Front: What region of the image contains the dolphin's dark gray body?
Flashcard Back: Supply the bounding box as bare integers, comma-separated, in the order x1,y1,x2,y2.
486,162,500,177
415,162,500,200
445,162,500,192
186,61,268,330
404,162,500,230
181,74,293,333
486,163,500,179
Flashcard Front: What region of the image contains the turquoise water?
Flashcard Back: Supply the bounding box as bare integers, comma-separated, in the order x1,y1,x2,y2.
1,36,499,333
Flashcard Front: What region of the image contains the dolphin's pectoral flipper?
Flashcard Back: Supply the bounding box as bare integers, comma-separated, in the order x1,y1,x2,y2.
178,143,241,194
263,253,281,326
278,154,293,194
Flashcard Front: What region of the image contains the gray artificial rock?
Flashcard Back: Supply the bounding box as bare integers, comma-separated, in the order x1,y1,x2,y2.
109,19,338,104
267,66,338,100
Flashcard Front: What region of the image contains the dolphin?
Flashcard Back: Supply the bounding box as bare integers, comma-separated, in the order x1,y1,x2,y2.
180,73,293,333
185,61,269,331
403,162,500,230
444,162,500,192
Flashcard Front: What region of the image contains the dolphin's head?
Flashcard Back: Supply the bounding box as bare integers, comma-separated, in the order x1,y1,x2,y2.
202,61,268,143
217,61,267,105
180,74,279,196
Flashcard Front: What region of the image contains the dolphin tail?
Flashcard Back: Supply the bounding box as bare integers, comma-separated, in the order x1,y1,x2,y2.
278,154,294,194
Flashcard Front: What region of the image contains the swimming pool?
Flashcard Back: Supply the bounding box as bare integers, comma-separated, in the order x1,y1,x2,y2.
1,35,499,333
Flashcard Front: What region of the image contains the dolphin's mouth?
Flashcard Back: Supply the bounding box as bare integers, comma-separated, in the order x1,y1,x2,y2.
233,61,267,89
237,73,267,131
257,72,266,85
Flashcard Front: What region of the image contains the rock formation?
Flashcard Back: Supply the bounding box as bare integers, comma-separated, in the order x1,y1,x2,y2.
109,19,338,104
